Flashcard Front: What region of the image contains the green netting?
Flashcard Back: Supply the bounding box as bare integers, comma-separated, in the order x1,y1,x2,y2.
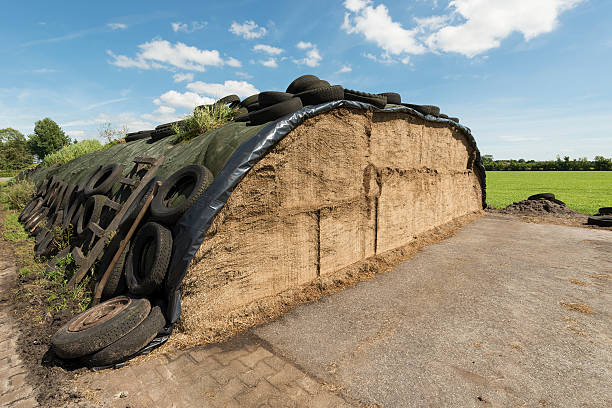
30,121,268,187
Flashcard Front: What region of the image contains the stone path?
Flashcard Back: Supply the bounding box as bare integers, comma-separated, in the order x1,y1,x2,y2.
76,336,352,408
0,246,38,407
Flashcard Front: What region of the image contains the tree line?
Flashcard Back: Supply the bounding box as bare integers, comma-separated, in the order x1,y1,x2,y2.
0,118,73,173
482,155,612,171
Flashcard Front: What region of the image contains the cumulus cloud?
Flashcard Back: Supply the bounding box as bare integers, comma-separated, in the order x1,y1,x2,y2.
186,80,260,99
172,21,207,33
173,72,194,83
107,39,240,72
259,58,278,68
293,41,322,67
141,105,182,124
342,0,584,60
337,65,352,73
107,23,127,30
229,20,267,39
153,90,215,109
253,44,284,55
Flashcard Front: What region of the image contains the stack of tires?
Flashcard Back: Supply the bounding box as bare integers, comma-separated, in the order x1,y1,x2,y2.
22,162,213,366
588,207,612,227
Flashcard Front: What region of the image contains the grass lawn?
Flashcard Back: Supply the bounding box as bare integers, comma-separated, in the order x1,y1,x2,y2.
485,171,612,214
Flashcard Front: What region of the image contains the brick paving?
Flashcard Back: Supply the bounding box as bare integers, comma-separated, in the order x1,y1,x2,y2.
0,249,38,408
75,335,353,408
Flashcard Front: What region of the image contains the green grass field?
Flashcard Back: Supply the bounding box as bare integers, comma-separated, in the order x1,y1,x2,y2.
486,171,612,214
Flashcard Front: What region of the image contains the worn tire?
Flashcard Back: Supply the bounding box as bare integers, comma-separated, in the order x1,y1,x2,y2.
215,94,240,106
19,198,42,222
296,85,344,106
379,92,401,104
597,207,612,215
151,127,176,142
248,97,303,126
246,102,261,113
125,222,172,296
239,94,259,109
59,184,76,211
51,296,151,359
96,237,129,300
76,195,107,236
150,165,212,225
86,306,166,366
449,117,460,123
125,130,153,142
34,232,54,257
344,89,387,108
587,216,612,227
402,104,441,116
528,193,555,201
258,92,294,108
119,177,160,228
26,207,49,233
286,75,320,94
84,164,122,197
48,182,67,211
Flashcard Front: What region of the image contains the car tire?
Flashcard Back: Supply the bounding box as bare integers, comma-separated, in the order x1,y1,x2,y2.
343,89,387,108
248,97,303,126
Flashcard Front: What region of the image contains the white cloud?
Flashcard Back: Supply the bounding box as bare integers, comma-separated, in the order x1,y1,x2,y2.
141,105,182,124
426,0,585,57
259,58,278,68
293,42,322,67
107,39,240,72
172,21,207,33
173,72,194,83
235,71,253,79
186,80,259,99
66,130,85,137
153,90,215,109
253,44,284,55
337,65,352,73
84,97,128,111
107,23,127,30
229,20,267,39
342,0,585,60
31,68,58,74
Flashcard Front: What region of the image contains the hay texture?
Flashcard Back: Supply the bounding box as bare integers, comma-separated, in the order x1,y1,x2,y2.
177,108,484,346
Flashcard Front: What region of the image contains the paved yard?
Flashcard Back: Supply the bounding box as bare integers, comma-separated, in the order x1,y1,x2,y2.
3,215,611,407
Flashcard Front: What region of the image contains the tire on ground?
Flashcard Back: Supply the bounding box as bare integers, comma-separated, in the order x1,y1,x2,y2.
528,193,555,201
96,236,129,300
597,207,612,215
125,222,173,296
587,216,612,227
84,164,123,196
76,195,107,236
86,306,166,366
150,165,212,225
51,296,151,359
119,177,160,228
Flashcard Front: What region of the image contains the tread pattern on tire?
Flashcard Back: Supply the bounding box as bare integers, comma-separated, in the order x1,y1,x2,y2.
296,85,344,106
343,89,387,108
379,92,401,104
402,104,441,116
248,97,303,126
84,164,123,196
125,222,173,296
286,75,320,94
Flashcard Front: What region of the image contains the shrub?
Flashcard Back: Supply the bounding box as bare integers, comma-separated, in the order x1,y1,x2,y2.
42,139,103,167
0,179,35,210
173,104,239,143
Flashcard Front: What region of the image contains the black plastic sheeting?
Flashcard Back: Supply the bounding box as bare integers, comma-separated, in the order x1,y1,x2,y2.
163,100,487,323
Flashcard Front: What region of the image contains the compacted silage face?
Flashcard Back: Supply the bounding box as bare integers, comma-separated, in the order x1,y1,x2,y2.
178,108,484,343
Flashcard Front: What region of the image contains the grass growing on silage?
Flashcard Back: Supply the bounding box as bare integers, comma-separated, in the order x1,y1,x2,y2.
42,139,103,167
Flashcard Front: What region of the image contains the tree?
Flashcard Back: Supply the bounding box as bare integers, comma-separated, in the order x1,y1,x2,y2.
27,118,71,160
0,128,34,170
98,122,128,144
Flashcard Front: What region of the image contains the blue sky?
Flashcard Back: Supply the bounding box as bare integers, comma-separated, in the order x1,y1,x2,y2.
1,0,610,160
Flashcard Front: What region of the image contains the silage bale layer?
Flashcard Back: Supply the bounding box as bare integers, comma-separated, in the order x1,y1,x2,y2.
177,108,484,346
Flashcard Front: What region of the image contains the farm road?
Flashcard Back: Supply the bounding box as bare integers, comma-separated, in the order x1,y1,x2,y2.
76,215,611,407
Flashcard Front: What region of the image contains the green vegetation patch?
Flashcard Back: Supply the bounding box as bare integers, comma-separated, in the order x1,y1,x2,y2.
2,211,31,242
0,179,35,210
173,104,239,143
486,171,612,214
42,139,103,167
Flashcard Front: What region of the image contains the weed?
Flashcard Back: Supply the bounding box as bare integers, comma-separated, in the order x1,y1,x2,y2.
2,212,31,242
42,139,103,167
173,104,238,143
0,179,35,211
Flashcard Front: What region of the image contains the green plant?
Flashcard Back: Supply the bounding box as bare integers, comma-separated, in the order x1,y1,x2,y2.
173,104,239,143
27,117,71,160
42,139,103,167
2,211,31,242
0,180,35,211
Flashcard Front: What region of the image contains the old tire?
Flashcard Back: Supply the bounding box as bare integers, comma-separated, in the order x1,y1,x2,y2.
528,193,555,201
84,164,123,196
286,75,319,94
125,130,153,142
343,89,387,108
248,97,303,126
403,104,441,116
125,222,172,296
59,184,77,211
151,127,176,142
239,94,259,109
258,92,294,108
215,94,240,106
96,237,129,300
587,216,612,227
119,177,160,228
151,165,211,225
296,85,344,106
19,198,42,222
86,306,166,366
379,92,401,104
51,296,151,359
76,195,107,236
597,207,612,215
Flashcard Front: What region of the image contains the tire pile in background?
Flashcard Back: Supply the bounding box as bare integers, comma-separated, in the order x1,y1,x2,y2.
124,74,461,143
18,162,213,366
